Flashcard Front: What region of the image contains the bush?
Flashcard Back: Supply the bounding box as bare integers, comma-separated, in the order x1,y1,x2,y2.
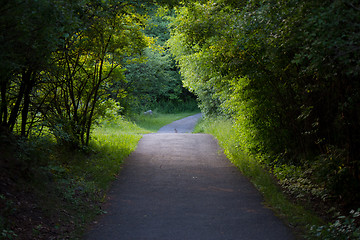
311,145,360,202
307,209,360,240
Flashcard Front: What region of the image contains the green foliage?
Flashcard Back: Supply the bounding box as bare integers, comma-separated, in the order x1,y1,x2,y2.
0,0,197,148
151,99,199,113
42,0,148,147
122,7,197,113
307,209,360,240
0,0,150,148
273,164,328,202
124,47,183,109
0,195,18,240
0,0,67,136
168,0,360,203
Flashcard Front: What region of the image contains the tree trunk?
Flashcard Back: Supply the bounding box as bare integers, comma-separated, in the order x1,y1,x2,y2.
85,60,103,146
0,79,8,127
21,70,35,137
8,70,31,131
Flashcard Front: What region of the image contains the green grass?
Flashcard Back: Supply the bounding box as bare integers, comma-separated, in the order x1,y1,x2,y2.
130,111,200,132
76,118,150,189
22,117,151,239
194,117,323,237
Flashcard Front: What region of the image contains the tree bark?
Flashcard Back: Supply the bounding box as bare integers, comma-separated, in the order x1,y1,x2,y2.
21,70,35,137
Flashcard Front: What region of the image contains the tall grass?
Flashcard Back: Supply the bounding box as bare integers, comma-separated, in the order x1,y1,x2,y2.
71,118,150,189
194,117,322,236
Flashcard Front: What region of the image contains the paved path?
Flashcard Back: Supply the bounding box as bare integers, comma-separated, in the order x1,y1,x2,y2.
83,115,295,240
157,113,202,133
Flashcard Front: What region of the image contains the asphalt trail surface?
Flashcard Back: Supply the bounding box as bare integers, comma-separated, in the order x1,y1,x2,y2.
84,115,295,240
157,113,202,133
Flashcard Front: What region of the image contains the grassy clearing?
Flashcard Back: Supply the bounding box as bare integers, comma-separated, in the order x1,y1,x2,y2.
194,117,323,237
130,111,200,132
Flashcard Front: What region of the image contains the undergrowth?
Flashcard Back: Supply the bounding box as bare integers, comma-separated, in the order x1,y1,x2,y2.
307,209,360,240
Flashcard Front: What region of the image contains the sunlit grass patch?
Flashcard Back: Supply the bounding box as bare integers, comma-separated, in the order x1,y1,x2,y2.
82,118,149,189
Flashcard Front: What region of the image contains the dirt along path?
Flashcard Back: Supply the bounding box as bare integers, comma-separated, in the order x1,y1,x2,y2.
83,114,295,240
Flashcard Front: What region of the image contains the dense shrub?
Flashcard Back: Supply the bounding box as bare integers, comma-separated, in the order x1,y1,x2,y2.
168,0,360,203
